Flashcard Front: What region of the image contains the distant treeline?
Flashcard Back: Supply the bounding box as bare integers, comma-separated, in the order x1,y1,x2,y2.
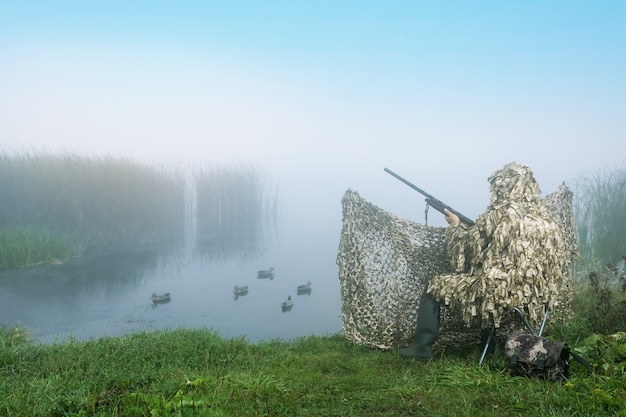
0,151,276,268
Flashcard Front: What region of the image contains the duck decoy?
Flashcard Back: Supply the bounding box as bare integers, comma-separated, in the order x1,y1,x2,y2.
233,285,249,297
257,267,275,279
281,295,293,312
151,292,171,304
297,281,312,295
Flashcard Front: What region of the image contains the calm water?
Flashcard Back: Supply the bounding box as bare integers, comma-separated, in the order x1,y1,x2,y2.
0,199,344,344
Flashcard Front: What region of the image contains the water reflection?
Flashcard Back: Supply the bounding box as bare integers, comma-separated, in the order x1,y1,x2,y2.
0,249,159,301
0,249,162,340
0,212,342,344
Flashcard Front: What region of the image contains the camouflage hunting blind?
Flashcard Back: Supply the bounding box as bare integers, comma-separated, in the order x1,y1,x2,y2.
336,165,577,350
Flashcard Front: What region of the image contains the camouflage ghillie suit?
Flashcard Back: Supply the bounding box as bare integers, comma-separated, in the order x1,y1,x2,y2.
427,162,572,331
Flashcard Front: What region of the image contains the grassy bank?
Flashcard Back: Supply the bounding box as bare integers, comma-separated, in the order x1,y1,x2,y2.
1,326,624,417
4,264,625,416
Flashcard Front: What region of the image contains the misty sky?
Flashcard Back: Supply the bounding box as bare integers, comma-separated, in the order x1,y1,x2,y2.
1,1,625,224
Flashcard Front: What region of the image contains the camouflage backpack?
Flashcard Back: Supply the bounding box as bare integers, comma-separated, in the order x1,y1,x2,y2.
504,333,571,381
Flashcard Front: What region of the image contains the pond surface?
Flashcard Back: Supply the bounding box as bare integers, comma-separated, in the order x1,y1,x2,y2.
0,202,344,344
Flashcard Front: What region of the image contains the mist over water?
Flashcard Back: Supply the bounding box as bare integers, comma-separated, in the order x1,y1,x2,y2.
0,163,345,343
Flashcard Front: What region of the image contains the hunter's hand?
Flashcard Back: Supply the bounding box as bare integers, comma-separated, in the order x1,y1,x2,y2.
444,208,460,225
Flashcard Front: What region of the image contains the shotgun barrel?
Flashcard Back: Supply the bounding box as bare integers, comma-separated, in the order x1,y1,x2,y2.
384,167,474,226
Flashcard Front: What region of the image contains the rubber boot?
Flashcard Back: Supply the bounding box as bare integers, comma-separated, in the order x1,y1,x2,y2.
399,293,440,361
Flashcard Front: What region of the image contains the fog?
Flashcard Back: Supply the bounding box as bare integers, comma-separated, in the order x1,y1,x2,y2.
2,2,624,228
1,2,625,341
2,49,619,228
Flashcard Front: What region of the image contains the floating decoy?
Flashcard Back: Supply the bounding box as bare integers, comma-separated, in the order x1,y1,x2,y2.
233,285,249,296
151,292,171,304
297,281,312,295
281,295,293,312
257,267,275,279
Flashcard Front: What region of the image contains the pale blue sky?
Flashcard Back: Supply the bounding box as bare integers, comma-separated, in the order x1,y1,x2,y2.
1,1,624,220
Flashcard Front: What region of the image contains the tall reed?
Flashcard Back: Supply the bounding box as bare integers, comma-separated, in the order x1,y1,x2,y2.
0,151,278,268
0,150,186,264
573,165,626,265
194,163,277,261
0,227,75,268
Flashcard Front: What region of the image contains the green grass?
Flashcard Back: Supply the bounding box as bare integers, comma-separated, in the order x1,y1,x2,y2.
0,227,76,269
1,326,624,417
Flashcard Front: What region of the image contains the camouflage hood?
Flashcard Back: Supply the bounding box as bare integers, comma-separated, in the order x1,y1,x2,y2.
488,162,541,206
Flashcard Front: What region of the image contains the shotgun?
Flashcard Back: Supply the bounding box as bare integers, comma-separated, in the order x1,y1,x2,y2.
384,167,474,226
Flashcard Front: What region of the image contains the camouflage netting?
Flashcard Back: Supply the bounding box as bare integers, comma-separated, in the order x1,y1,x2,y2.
337,168,577,350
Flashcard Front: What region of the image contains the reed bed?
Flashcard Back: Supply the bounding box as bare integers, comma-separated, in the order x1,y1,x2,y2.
0,151,277,268
0,151,185,266
573,165,626,265
194,163,277,261
0,227,75,269
1,151,186,241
